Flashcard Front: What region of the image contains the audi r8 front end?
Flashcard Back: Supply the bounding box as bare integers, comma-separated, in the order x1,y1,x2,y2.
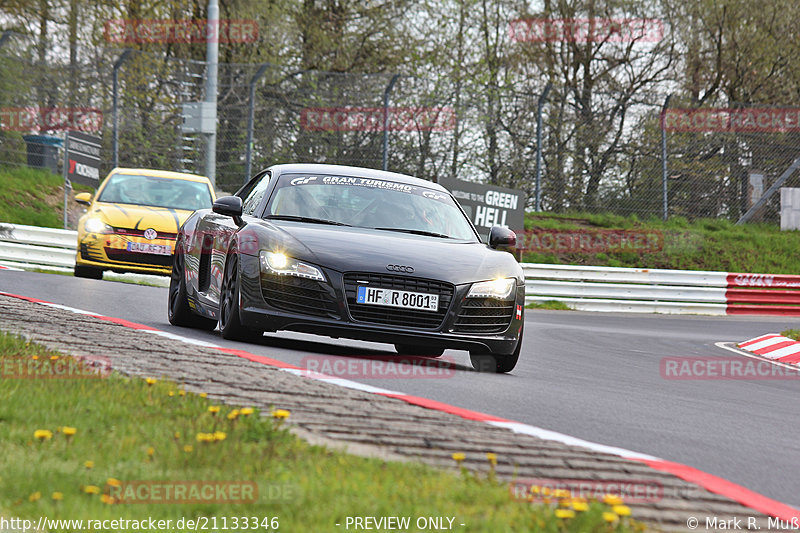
168,163,525,373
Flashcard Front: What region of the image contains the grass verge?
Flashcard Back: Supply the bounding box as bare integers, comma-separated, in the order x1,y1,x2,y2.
526,300,572,311
781,329,800,341
522,212,800,275
0,332,640,532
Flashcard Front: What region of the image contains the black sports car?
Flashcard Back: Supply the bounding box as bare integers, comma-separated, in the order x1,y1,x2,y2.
168,163,525,373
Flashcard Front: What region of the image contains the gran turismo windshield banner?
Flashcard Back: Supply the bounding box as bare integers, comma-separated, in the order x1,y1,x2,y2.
285,174,451,204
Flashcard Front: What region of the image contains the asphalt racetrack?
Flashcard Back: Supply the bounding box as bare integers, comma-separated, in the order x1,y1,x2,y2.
2,269,799,509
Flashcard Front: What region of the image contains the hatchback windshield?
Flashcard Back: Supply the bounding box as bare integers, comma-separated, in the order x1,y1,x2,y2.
265,174,478,241
97,174,213,211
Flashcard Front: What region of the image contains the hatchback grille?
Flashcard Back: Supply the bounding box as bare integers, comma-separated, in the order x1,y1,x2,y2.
80,243,104,262
104,248,173,267
261,275,338,318
343,272,453,330
453,298,515,334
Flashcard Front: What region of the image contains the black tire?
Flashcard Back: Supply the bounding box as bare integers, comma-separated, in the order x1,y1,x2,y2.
470,324,523,374
168,249,217,330
73,264,103,279
219,253,262,342
394,344,445,358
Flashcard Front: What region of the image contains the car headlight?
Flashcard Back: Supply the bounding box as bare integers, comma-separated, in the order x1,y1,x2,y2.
259,251,325,281
467,278,516,300
84,217,113,234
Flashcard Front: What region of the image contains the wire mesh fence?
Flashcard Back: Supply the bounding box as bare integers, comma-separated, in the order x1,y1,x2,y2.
2,30,800,223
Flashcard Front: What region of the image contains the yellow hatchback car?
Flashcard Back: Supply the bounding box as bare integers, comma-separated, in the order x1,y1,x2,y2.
74,168,215,279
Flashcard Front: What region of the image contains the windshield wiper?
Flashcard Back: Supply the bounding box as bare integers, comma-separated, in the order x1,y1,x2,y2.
265,215,351,226
372,227,452,239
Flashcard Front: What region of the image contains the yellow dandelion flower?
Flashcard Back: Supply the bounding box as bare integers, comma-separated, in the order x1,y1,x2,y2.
486,452,497,465
51,492,63,501
572,501,589,512
208,406,221,414
213,431,226,442
542,487,551,496
183,445,193,453
173,431,181,440
451,452,466,463
84,460,94,469
145,377,157,385
559,498,572,507
554,509,575,519
179,390,186,396
33,429,53,440
612,505,632,517
62,426,77,436
31,355,38,360
83,485,100,495
100,494,115,505
50,355,58,361
603,512,618,522
227,410,239,420
529,485,541,494
106,478,121,487
196,432,214,443
199,392,207,398
28,491,41,502
603,494,624,506
553,489,572,499
240,407,254,415
271,409,290,419
146,447,155,457
168,391,175,397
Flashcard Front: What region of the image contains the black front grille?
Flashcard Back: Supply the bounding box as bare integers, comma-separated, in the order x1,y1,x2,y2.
80,243,104,262
453,298,515,334
104,248,173,267
343,272,453,330
261,275,338,318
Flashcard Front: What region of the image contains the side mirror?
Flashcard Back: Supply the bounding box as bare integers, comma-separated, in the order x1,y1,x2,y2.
74,192,92,205
213,196,244,226
488,225,516,250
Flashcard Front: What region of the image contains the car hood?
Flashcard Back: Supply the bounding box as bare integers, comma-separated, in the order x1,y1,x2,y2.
253,221,522,285
89,202,193,233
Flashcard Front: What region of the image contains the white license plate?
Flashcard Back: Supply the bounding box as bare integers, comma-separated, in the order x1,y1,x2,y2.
356,286,439,311
126,242,172,255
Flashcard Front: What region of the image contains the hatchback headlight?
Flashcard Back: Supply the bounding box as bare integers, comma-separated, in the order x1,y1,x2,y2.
259,251,325,281
84,217,113,234
467,278,516,300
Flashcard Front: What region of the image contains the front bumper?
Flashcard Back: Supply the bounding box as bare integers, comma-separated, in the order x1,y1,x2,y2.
76,232,175,276
236,254,524,355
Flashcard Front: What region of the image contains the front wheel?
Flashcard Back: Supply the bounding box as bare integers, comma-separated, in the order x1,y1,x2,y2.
470,324,523,374
168,249,217,330
219,253,262,342
74,264,103,279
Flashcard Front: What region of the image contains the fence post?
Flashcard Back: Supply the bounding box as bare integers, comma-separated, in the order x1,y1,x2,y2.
112,49,132,169
534,82,552,212
245,64,269,183
382,74,400,171
62,132,69,229
660,94,672,221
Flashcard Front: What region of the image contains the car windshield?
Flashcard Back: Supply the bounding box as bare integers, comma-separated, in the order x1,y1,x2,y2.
265,174,479,241
97,174,213,211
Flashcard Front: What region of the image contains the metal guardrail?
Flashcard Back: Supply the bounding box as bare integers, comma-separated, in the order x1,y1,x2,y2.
0,223,168,286
0,224,797,314
523,263,800,316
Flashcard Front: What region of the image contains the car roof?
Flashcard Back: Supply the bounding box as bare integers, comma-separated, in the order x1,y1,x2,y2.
265,163,448,192
109,168,212,184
